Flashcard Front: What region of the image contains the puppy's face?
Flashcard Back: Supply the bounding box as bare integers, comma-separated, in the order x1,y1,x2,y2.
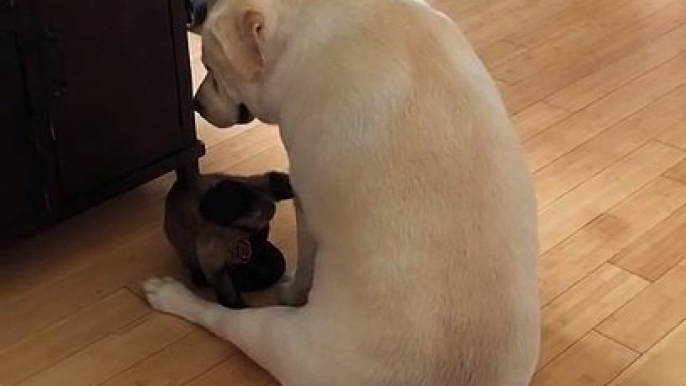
194,1,266,128
199,179,276,233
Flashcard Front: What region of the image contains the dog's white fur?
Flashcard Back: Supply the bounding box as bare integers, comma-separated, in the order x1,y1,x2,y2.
144,0,540,385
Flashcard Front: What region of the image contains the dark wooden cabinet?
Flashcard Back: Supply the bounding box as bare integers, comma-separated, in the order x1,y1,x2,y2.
0,30,45,233
0,0,203,242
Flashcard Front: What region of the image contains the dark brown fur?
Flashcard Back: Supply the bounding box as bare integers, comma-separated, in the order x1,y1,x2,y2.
164,171,292,307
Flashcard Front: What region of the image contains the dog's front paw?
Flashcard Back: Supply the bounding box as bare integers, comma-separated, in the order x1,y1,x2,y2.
143,277,199,318
278,270,295,285
277,281,309,307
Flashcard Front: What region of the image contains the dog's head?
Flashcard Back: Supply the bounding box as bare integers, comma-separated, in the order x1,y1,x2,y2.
199,171,293,232
194,0,275,128
200,179,276,231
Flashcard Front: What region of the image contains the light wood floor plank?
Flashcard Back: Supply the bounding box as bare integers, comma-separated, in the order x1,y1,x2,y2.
505,0,642,49
0,175,171,305
547,24,686,112
597,260,686,353
524,50,686,173
183,353,274,386
608,321,686,386
539,264,648,369
494,0,676,85
0,290,149,385
0,231,183,352
664,157,686,183
434,0,511,21
534,82,686,209
213,143,289,176
474,39,526,69
17,313,193,386
539,177,686,305
99,328,235,386
532,331,639,386
537,141,684,253
199,124,284,173
512,101,572,142
659,118,686,150
612,205,686,281
458,0,572,48
501,2,686,113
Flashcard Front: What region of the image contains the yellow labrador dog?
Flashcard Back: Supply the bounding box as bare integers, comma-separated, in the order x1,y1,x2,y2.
144,0,540,385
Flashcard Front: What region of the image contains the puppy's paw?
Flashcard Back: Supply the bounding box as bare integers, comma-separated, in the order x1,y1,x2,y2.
143,277,199,317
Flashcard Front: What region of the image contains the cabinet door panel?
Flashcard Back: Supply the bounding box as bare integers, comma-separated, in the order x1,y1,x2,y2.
29,0,187,200
0,32,42,231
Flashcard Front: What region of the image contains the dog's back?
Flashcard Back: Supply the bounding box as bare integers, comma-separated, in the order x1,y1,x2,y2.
272,1,540,385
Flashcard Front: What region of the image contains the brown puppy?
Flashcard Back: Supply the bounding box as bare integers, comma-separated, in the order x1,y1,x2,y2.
164,171,292,308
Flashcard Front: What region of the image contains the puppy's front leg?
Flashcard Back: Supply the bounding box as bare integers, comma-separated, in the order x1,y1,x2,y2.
279,197,316,306
143,277,298,373
181,250,210,287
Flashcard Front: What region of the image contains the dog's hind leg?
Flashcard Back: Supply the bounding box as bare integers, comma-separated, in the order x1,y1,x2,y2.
143,277,301,377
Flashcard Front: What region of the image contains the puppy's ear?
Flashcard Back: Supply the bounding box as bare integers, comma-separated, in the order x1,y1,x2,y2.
200,180,256,226
267,172,294,201
209,4,266,81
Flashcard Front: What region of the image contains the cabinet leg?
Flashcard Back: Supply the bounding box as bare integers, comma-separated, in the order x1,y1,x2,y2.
176,161,200,183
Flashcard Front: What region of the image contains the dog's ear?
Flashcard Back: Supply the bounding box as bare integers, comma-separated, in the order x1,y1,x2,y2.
267,172,294,201
209,4,266,81
199,180,256,226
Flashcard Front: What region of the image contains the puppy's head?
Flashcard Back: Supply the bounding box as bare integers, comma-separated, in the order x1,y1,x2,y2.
194,0,272,128
199,179,277,232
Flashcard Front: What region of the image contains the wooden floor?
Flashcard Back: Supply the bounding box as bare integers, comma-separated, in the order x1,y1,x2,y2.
2,0,686,384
